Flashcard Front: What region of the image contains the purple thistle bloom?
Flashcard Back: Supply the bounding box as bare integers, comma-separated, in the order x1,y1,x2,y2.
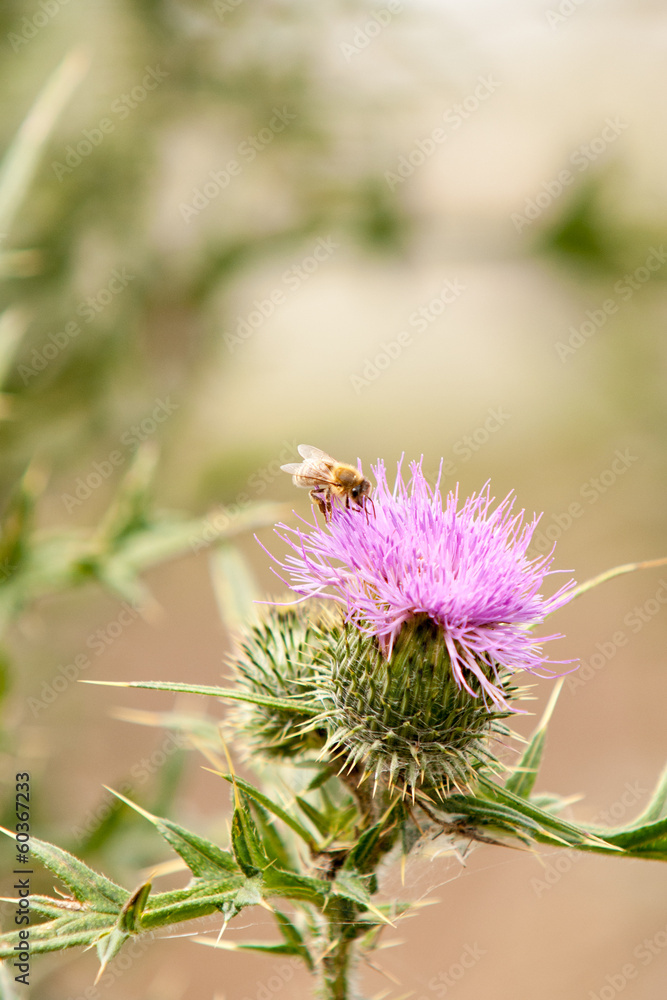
271,460,577,710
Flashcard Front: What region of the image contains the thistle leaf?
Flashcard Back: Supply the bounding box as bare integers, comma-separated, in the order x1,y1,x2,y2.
600,816,667,859
474,777,618,850
306,768,335,792
344,815,396,875
623,762,667,827
331,871,392,926
0,831,130,958
505,680,562,798
231,794,271,876
95,927,132,977
295,790,358,841
196,909,316,970
0,827,125,908
139,884,248,927
0,914,118,957
230,876,264,909
218,773,320,852
261,867,329,907
82,678,320,714
210,543,260,630
274,909,314,970
107,502,284,575
294,795,331,839
95,882,152,976
250,801,296,873
0,844,263,961
0,49,89,236
196,939,299,956
106,789,239,878
117,881,152,933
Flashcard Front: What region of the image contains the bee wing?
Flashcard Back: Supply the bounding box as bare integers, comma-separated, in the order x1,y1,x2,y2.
298,444,334,464
281,459,340,491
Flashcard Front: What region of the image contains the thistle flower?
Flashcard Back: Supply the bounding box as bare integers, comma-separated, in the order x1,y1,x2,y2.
271,460,577,712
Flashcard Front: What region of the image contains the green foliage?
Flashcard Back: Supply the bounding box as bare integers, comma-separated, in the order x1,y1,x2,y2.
0,443,282,637
504,679,562,799
0,774,398,965
4,649,667,992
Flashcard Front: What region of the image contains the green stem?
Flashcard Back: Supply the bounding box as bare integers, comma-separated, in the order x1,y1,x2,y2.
569,555,667,601
318,899,358,1000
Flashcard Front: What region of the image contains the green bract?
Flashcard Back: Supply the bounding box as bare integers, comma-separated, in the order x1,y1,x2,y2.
319,614,520,795
231,606,520,795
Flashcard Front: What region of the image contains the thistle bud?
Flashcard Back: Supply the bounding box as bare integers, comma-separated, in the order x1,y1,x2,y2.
228,606,329,758
230,605,519,796
315,612,519,795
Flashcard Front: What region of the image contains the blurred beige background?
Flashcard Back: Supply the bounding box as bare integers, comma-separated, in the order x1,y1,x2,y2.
2,0,667,997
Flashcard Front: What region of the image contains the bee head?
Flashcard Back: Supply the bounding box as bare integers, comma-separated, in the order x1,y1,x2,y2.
350,478,372,506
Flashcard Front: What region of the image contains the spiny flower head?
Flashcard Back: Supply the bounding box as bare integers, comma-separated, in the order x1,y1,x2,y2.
271,459,577,711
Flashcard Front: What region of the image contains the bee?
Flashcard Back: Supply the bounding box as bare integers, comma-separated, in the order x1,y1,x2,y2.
280,444,374,522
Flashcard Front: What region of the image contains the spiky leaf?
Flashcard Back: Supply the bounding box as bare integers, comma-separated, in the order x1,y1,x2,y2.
505,681,562,798
218,773,319,852
231,793,271,876
83,678,320,714
0,827,125,909
107,790,239,878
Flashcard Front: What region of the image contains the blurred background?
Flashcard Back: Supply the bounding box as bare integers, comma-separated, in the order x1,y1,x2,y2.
1,0,667,997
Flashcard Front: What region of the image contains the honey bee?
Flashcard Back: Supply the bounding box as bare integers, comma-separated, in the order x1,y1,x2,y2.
280,444,374,522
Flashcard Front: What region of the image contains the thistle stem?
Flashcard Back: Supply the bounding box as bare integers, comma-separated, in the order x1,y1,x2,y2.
318,900,358,1000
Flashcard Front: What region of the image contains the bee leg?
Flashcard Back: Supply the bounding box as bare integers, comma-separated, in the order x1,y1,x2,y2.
310,489,331,522
363,494,376,524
